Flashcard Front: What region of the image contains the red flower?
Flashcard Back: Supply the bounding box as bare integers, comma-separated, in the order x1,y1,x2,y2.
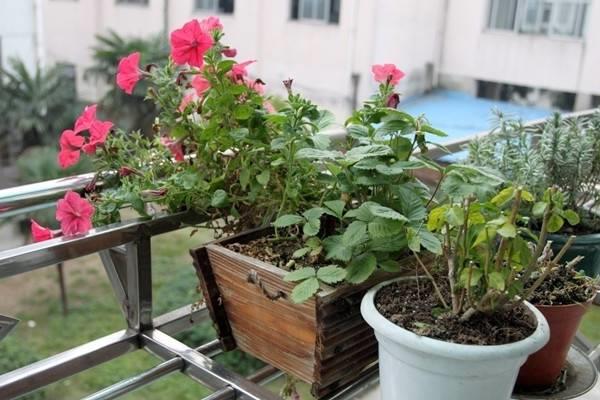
192,75,211,96
160,136,185,162
74,104,97,134
222,47,237,58
82,120,113,155
58,129,85,169
170,19,214,68
116,52,142,95
372,64,405,86
230,60,255,82
30,219,55,242
200,16,223,32
55,191,94,236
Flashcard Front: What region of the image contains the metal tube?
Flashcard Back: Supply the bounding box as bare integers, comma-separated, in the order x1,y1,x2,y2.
202,386,236,400
125,236,153,331
0,329,138,399
195,339,223,358
153,303,209,335
81,357,184,400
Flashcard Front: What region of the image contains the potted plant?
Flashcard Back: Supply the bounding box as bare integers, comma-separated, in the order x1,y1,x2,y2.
361,184,564,400
190,65,451,397
468,111,600,278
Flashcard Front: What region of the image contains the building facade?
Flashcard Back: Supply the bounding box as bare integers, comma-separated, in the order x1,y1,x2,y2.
38,0,600,119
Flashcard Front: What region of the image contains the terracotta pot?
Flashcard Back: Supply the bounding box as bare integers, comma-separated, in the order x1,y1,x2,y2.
548,233,600,278
516,298,593,388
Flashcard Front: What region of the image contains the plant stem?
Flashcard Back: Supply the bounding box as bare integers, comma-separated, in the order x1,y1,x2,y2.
413,252,449,309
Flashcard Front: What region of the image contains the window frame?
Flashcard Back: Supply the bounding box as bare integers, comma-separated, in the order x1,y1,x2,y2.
115,0,149,6
193,0,235,14
291,0,340,25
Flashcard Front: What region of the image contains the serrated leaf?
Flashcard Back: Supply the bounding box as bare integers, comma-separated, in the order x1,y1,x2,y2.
233,105,252,120
459,267,483,287
344,145,393,163
488,271,505,291
303,218,321,236
473,227,496,248
532,201,548,217
311,134,331,150
419,229,443,255
368,218,404,238
563,209,580,226
240,169,250,190
324,200,345,218
379,259,402,272
284,267,316,282
368,203,408,221
547,214,564,233
491,187,515,206
421,124,447,137
305,237,321,249
521,190,534,202
342,220,368,247
295,148,341,160
427,206,448,231
290,277,320,303
303,207,326,221
256,170,270,186
344,204,374,222
323,235,353,261
211,190,228,208
407,227,421,252
446,206,465,226
317,266,346,284
273,214,304,227
345,253,377,284
497,223,516,238
292,247,311,259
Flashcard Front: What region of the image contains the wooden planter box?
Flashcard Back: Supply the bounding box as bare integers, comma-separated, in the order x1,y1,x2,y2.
190,228,418,398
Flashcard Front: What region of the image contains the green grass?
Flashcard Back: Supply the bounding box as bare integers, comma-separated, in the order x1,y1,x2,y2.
581,304,600,345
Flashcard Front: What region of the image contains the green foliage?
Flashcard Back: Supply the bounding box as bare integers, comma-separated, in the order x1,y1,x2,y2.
468,110,600,229
0,337,46,399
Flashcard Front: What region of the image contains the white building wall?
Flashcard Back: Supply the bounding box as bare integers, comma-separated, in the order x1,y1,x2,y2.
0,0,37,73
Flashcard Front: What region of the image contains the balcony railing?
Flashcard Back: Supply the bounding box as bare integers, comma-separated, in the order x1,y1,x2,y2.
0,109,598,400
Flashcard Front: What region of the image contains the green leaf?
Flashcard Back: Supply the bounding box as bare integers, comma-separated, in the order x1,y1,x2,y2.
324,200,345,218
427,206,448,231
532,202,548,217
316,266,347,284
563,210,580,226
445,206,465,226
368,203,408,222
210,190,228,208
273,214,304,227
290,277,320,303
497,223,517,238
419,230,443,255
421,125,447,137
229,128,249,141
303,207,326,221
342,221,368,247
407,228,421,252
521,190,535,202
344,204,374,222
239,169,250,190
491,187,515,206
368,218,404,238
303,218,321,236
345,253,377,284
472,227,496,248
256,170,270,186
547,214,564,233
379,259,402,272
284,267,316,282
459,267,483,287
344,145,393,163
292,247,311,259
488,271,505,291
295,148,341,160
233,105,252,120
311,134,331,150
323,235,353,261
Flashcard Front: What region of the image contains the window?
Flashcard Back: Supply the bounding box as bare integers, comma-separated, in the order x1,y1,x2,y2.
487,0,588,38
194,0,234,14
290,0,341,24
116,0,149,5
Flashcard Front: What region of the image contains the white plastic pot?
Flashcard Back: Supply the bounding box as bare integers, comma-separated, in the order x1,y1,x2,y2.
361,278,550,400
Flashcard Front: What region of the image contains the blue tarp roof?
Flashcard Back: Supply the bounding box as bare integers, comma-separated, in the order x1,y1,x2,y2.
400,90,554,159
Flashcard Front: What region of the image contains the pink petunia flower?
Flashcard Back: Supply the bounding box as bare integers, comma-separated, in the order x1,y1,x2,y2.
372,64,406,86
200,16,223,32
58,129,85,169
192,75,211,96
170,19,214,68
221,47,237,58
245,79,265,94
160,136,185,162
263,100,276,114
55,191,95,236
82,120,114,155
230,60,256,82
116,52,142,95
178,93,196,113
74,104,98,134
30,219,57,242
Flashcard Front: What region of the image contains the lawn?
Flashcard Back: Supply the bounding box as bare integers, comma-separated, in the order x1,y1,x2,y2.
0,225,598,400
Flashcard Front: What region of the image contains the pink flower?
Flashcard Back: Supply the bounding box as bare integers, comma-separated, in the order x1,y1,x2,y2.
263,100,276,114
170,19,214,68
74,104,97,134
30,219,55,242
200,16,223,32
82,120,113,155
230,60,256,82
55,191,95,236
160,136,185,162
222,47,237,58
192,75,211,96
246,79,265,94
116,52,142,95
178,93,196,112
372,64,405,86
58,129,85,169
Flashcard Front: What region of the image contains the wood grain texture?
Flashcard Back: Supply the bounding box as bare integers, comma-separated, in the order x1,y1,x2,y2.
191,228,426,398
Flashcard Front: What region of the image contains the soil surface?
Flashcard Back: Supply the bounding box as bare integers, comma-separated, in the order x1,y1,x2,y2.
375,279,536,345
526,264,598,306
225,236,318,271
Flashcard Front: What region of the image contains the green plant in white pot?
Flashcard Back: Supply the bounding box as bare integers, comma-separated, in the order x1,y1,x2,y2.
468,111,600,277
360,183,579,400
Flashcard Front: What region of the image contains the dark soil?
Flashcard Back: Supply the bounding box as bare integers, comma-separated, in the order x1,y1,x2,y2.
225,235,320,271
526,264,598,306
375,279,537,345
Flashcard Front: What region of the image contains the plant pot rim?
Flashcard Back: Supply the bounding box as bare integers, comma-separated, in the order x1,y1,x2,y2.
533,295,596,309
361,277,550,361
548,232,600,243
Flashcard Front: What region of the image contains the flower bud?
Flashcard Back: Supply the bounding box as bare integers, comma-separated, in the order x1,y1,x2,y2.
222,47,237,57
386,93,400,109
